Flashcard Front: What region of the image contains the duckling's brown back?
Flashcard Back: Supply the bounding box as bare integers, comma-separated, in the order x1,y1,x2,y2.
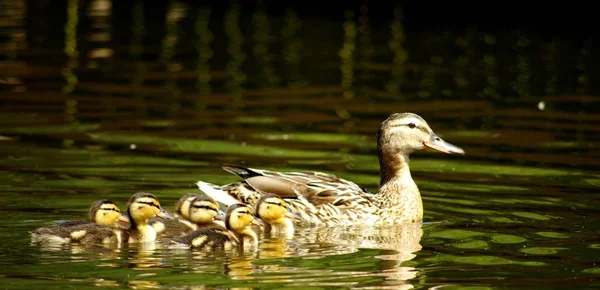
173,227,239,250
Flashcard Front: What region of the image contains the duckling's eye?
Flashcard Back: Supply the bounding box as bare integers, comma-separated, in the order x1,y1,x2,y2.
408,123,416,129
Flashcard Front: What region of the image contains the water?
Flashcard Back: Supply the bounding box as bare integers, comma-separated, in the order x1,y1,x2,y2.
1,1,600,289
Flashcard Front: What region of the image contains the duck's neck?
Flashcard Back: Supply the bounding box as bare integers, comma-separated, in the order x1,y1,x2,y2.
130,218,157,243
268,218,294,237
377,152,423,222
237,228,258,248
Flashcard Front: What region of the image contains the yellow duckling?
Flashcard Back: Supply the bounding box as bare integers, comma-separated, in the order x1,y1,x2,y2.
126,192,173,243
31,199,129,245
151,196,226,239
170,203,259,250
173,193,201,220
254,194,299,237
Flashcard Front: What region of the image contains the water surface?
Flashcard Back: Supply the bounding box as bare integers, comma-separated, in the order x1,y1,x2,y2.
1,1,600,289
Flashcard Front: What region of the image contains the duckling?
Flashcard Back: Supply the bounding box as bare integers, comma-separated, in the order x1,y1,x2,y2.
197,112,465,226
254,193,299,237
187,196,227,230
174,193,201,220
170,203,259,250
31,200,129,245
151,196,226,239
126,192,173,243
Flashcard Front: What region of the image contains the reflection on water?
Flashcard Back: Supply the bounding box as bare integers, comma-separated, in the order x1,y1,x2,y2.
1,0,600,289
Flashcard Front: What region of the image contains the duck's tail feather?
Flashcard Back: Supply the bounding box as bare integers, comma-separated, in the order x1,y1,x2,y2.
196,181,240,207
221,164,263,179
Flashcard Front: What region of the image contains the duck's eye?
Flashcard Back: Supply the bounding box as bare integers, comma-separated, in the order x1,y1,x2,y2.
408,123,416,129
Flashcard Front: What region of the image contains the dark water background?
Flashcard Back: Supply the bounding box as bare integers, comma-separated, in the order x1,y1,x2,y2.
1,1,600,289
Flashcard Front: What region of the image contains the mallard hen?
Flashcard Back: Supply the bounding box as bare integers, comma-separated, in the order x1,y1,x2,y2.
197,112,464,226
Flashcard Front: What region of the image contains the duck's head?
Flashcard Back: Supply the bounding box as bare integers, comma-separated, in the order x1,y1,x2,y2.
127,192,173,227
378,112,464,156
89,199,129,226
224,203,259,234
254,194,299,225
175,193,201,220
188,196,225,224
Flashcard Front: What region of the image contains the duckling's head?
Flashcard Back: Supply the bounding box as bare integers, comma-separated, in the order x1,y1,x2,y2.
175,193,201,219
378,112,464,156
89,199,129,226
188,196,225,224
224,203,258,233
254,194,299,225
127,192,173,227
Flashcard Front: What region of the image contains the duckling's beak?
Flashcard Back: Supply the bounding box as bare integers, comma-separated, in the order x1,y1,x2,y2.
118,214,130,223
284,210,301,220
214,210,226,221
156,208,174,219
423,133,465,155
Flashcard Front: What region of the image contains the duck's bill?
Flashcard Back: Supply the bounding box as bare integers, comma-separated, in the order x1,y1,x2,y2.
424,134,465,155
156,208,174,219
118,214,130,223
214,210,226,221
284,210,302,220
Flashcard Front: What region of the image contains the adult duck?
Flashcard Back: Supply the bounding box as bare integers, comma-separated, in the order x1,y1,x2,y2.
197,113,464,226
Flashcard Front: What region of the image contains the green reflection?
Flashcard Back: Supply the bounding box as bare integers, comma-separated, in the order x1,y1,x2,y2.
340,10,356,99
511,212,553,221
520,247,566,255
535,232,569,239
429,229,484,240
252,5,281,88
386,7,408,94
281,9,307,88
195,6,213,96
582,268,600,274
488,217,522,223
511,30,531,97
88,132,341,159
224,2,246,99
490,234,526,244
453,240,488,249
423,253,546,266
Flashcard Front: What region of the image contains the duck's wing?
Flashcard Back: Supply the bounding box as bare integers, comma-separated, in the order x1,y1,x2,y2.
221,164,372,207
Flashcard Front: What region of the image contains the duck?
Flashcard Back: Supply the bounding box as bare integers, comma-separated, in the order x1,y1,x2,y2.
31,199,130,245
126,192,173,243
151,196,226,239
253,193,299,237
196,112,465,226
173,193,201,220
169,203,260,250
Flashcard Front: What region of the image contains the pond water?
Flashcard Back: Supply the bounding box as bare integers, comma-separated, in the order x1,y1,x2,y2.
1,1,600,289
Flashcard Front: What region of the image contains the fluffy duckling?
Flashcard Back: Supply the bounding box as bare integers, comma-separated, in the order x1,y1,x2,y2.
170,203,259,250
126,192,173,243
174,193,201,220
254,194,299,237
151,196,226,239
31,200,129,245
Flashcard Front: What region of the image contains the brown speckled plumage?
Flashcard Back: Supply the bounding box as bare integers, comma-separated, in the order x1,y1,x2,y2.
197,113,464,226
